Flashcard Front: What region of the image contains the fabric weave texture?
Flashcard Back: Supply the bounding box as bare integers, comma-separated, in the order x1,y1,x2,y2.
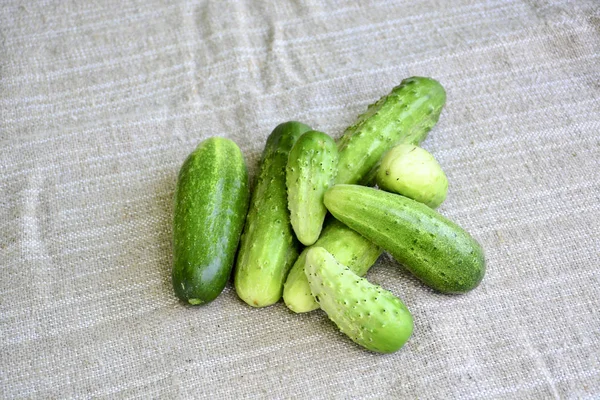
1,0,599,398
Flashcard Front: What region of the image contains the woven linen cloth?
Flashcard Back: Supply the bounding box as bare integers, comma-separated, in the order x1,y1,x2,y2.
1,0,599,398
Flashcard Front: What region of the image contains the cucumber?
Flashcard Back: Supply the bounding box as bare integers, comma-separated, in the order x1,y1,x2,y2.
336,77,446,185
172,137,250,305
283,219,382,313
234,121,312,307
305,247,413,353
324,185,485,294
376,144,448,208
286,130,338,246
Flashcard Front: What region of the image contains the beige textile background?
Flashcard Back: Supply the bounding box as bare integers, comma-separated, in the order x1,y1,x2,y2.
1,0,600,398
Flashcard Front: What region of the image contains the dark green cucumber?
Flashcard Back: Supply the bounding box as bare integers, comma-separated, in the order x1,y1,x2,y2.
324,185,485,293
234,121,312,307
336,77,446,185
305,247,413,353
286,130,339,246
172,137,250,305
283,219,382,313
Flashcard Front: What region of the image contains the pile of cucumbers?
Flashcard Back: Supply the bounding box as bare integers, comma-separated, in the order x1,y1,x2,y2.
172,77,485,353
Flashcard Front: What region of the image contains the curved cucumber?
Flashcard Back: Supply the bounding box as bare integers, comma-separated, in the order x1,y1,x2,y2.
283,219,382,313
336,77,446,185
305,247,413,353
234,121,312,307
172,137,250,305
286,130,338,246
324,185,485,294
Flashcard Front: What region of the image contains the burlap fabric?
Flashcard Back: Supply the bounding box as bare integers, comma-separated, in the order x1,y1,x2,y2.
1,0,599,398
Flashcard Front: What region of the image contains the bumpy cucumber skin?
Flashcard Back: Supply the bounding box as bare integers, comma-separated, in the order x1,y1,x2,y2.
234,121,312,307
324,185,485,294
286,131,339,246
336,77,446,185
284,77,446,309
172,138,250,305
305,247,413,354
283,219,382,313
376,144,448,208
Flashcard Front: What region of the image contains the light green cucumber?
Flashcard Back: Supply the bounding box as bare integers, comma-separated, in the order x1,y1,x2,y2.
172,137,250,305
336,77,446,185
283,219,381,313
286,130,338,246
234,121,312,307
376,144,448,208
305,247,413,353
324,185,485,294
